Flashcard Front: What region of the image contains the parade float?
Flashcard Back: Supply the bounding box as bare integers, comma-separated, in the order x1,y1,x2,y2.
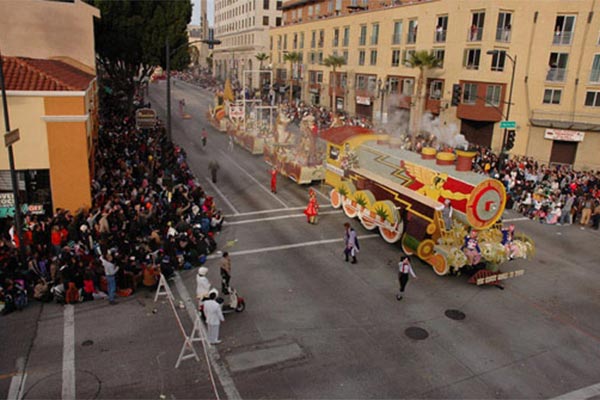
322,126,534,284
263,112,326,184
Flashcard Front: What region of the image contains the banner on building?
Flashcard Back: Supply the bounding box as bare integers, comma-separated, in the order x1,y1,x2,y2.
356,96,371,106
544,129,585,142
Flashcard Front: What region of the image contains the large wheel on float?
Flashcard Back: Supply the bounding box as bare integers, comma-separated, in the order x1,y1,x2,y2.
330,189,342,209
354,190,377,230
428,254,450,276
401,233,416,256
340,181,359,219
373,200,402,243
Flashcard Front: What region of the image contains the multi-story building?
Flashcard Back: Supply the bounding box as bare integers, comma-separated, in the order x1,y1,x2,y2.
213,0,283,89
0,0,99,216
271,0,600,170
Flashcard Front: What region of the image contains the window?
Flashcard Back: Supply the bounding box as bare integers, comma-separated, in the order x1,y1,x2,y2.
293,33,298,49
490,50,506,71
543,89,562,104
342,50,348,64
585,91,600,106
403,49,416,65
310,52,316,64
463,49,481,70
318,30,324,47
343,26,350,46
485,85,501,107
547,52,568,82
407,19,418,44
392,21,402,45
402,78,414,95
433,49,445,68
469,11,485,42
553,15,575,45
435,15,448,43
299,32,304,49
371,23,379,45
590,54,600,83
315,4,321,15
263,16,269,26
391,49,401,67
388,77,400,94
328,0,334,13
370,50,378,65
496,12,512,42
358,50,366,66
263,0,269,9
463,83,478,104
276,17,282,26
333,28,339,47
308,5,313,16
429,80,443,100
309,71,323,84
356,75,368,90
311,30,316,48
359,25,367,46
318,51,323,64
283,34,287,49
277,1,282,10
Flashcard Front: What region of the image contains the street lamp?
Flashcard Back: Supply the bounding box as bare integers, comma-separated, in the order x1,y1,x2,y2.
487,49,517,171
377,77,389,125
165,38,220,141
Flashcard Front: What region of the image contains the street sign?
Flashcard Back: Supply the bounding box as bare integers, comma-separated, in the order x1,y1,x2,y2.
4,129,20,147
500,121,516,129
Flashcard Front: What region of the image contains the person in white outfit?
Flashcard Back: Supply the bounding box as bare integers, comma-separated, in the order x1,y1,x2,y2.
397,256,417,301
203,289,224,344
196,267,211,310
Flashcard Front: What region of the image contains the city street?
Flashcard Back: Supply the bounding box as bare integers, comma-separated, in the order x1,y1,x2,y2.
2,79,600,399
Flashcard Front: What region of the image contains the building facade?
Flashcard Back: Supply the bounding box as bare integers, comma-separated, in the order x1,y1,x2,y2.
271,0,600,170
213,0,283,89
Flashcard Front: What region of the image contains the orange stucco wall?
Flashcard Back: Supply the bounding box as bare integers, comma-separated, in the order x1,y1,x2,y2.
46,121,92,212
44,97,86,116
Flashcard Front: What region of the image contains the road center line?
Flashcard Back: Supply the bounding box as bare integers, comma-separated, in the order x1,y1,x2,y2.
207,234,380,259
225,204,333,218
503,217,530,222
551,382,600,400
225,210,341,226
204,176,240,215
7,357,26,400
218,149,289,208
171,272,241,400
62,305,76,400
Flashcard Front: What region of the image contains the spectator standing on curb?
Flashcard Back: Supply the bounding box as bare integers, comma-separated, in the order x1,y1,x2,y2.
208,160,220,184
220,252,232,293
343,222,359,264
196,266,211,309
396,256,417,301
100,252,119,305
203,289,224,344
201,128,208,147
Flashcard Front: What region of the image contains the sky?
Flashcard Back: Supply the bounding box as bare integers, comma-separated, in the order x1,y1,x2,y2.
192,0,214,27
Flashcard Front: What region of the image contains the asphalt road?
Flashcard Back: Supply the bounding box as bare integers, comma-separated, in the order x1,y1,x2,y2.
1,79,599,400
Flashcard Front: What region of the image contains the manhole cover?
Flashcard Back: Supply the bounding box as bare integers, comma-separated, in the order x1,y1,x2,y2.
405,327,429,340
81,340,94,347
445,309,466,321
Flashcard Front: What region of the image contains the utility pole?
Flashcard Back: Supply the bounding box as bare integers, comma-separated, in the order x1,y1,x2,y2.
0,53,24,264
166,38,172,141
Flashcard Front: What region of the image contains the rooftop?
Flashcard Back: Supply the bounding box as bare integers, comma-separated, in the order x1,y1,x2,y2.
1,56,95,91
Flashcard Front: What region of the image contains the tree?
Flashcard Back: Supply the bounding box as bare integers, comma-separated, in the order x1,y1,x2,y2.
406,50,441,134
323,54,346,111
90,0,192,113
283,51,301,104
255,52,270,89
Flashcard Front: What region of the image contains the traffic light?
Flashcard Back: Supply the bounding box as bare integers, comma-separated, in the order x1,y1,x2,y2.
505,129,516,151
451,84,462,106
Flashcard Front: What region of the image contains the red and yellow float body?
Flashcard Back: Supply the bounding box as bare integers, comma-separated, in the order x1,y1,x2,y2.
321,127,510,276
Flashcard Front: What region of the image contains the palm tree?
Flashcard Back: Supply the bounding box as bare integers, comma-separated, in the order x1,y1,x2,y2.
255,53,270,90
323,54,346,111
283,51,302,104
406,50,441,134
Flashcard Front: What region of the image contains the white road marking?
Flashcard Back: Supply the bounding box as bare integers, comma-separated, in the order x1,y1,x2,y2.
218,149,289,208
62,305,76,400
207,234,380,259
225,210,341,226
172,273,241,400
204,176,240,215
503,217,529,222
551,382,600,400
7,357,26,400
225,204,333,218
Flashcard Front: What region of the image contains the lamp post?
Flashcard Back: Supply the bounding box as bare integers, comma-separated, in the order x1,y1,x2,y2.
0,53,24,263
377,77,388,125
165,38,220,141
487,50,517,172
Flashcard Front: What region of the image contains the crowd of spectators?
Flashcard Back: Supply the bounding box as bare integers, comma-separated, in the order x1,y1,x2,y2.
0,96,222,315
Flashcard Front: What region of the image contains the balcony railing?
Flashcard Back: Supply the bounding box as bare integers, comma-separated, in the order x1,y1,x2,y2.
546,67,567,82
434,29,446,43
495,27,511,42
553,31,573,45
392,33,401,45
531,109,600,129
589,69,600,83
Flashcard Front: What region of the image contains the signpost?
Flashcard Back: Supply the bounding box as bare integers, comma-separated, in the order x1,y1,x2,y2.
499,120,516,129
4,128,19,147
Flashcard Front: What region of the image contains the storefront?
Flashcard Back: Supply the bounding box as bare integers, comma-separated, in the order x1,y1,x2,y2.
0,169,52,219
545,128,583,166
355,96,373,119
309,87,320,105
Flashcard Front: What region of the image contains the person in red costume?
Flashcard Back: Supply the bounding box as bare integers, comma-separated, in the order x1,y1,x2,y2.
270,167,278,194
304,188,319,224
